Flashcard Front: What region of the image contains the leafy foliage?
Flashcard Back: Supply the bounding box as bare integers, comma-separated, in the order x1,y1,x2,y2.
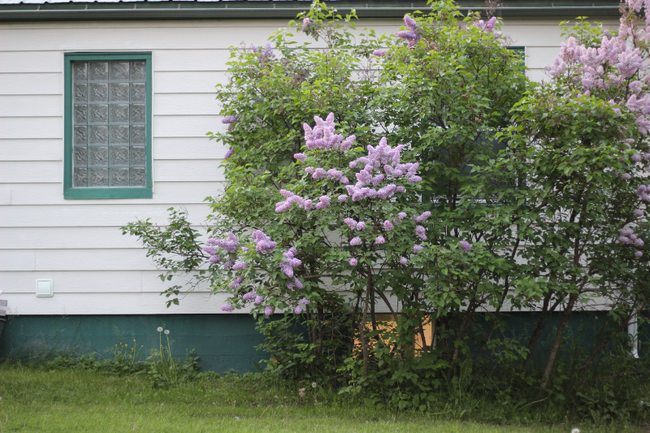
122,0,650,422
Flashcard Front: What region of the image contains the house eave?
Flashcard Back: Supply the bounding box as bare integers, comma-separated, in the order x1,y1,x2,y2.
0,1,622,22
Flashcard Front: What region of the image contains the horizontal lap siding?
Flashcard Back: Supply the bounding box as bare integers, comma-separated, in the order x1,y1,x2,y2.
0,17,614,315
1,270,206,293
0,20,259,315
502,19,619,83
2,292,229,315
1,181,224,205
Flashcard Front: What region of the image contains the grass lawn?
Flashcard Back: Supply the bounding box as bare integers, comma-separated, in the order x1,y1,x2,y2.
0,364,643,433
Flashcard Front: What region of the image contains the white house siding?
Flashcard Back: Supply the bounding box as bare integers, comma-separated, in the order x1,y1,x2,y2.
0,16,617,316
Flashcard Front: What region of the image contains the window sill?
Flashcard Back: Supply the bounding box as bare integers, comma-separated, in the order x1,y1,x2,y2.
64,187,152,200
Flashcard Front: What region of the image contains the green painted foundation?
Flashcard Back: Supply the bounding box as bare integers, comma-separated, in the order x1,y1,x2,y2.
460,311,649,367
0,312,645,373
0,314,268,373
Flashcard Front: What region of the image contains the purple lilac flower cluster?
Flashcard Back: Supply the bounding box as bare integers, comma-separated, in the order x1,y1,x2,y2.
277,114,421,213
346,137,420,200
276,189,317,212
396,15,421,47
637,183,650,202
544,4,650,134
280,247,302,278
251,43,275,69
303,113,356,151
203,231,239,264
546,36,644,96
222,115,240,132
473,16,501,37
294,297,311,314
208,229,284,313
619,228,645,258
252,230,277,254
302,167,350,185
207,219,311,315
241,290,265,308
301,17,322,36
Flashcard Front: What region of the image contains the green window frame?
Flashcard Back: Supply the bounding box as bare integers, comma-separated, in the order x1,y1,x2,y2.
64,52,153,199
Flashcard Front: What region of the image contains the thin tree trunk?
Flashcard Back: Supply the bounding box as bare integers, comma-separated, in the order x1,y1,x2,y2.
360,286,371,375
350,289,362,355
540,293,576,389
447,301,476,378
370,285,378,333
430,312,438,350
317,304,324,354
375,289,398,323
573,316,631,376
477,276,510,358
478,235,521,358
524,293,560,363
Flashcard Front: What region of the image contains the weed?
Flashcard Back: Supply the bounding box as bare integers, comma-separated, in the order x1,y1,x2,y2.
145,327,200,389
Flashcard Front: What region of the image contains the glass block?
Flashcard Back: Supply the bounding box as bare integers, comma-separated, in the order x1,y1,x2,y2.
89,146,109,166
131,104,145,123
89,125,108,145
131,83,145,102
74,105,87,124
109,125,129,145
74,126,87,145
89,104,108,123
89,83,108,102
110,168,130,186
74,168,88,187
89,167,109,186
131,146,146,165
74,84,87,103
131,125,145,144
110,62,129,80
74,146,88,167
89,62,108,80
130,167,146,186
109,104,129,123
131,61,146,80
110,146,129,165
109,83,129,102
73,62,87,81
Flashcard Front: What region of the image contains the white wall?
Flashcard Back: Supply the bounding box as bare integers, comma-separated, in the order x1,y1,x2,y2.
0,16,618,315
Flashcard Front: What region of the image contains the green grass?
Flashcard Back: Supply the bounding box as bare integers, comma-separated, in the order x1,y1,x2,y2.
0,364,643,433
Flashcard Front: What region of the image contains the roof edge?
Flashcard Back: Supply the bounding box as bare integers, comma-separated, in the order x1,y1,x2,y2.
0,1,622,22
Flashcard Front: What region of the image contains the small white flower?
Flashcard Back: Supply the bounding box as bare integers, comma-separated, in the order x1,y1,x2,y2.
164,329,170,335
157,327,163,332
311,381,317,388
571,429,581,433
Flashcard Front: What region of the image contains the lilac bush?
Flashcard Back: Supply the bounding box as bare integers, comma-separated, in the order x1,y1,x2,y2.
506,0,649,388
208,113,479,373
122,0,647,408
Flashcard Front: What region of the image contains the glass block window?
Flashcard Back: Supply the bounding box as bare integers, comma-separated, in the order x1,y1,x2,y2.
64,53,152,199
